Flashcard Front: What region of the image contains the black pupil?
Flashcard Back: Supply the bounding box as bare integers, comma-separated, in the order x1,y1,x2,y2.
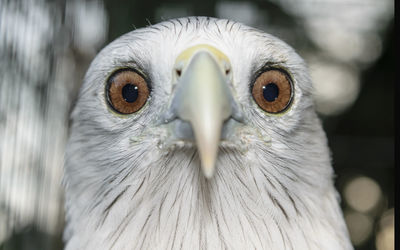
263,83,279,102
122,83,139,103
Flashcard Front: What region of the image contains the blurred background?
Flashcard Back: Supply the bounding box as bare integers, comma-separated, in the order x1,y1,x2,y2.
0,0,394,249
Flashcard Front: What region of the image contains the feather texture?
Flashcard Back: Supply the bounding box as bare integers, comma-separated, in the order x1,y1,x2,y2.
64,17,352,249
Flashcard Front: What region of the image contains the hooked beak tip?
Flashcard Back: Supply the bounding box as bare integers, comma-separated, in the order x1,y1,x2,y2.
201,161,215,179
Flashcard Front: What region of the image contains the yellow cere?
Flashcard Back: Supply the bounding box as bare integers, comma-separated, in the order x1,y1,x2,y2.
176,44,230,66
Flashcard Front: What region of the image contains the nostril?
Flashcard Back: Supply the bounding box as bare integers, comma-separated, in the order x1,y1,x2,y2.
221,117,242,140
171,119,195,141
225,69,230,75
176,69,182,77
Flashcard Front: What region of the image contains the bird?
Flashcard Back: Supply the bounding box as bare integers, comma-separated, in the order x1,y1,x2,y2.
63,17,353,250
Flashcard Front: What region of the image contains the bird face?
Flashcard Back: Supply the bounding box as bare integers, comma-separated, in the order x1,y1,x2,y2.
64,17,352,250
70,18,310,178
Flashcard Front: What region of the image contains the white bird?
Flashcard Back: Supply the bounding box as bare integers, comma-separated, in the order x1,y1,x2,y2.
63,17,353,250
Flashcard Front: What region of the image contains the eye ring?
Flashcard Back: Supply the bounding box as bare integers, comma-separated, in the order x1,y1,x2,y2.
251,68,293,114
106,68,150,114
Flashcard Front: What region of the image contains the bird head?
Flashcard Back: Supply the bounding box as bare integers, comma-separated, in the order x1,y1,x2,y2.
63,17,352,250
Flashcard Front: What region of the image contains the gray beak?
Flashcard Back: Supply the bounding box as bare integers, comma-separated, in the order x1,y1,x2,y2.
163,45,242,178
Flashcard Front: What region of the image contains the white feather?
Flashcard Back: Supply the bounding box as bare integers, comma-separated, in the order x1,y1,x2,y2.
64,17,353,249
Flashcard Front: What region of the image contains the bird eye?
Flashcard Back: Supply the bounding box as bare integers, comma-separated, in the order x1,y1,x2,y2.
251,69,293,114
106,69,150,114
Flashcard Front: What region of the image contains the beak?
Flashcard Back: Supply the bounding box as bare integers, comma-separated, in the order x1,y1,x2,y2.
164,45,239,178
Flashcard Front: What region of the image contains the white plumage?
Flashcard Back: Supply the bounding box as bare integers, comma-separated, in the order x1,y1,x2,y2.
64,17,353,249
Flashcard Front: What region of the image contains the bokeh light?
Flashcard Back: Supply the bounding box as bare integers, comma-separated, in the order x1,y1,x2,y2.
343,176,382,213
66,0,108,56
375,208,394,250
309,59,360,116
344,210,373,246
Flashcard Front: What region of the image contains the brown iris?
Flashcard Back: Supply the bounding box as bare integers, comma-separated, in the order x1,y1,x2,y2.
106,69,150,114
252,69,293,113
